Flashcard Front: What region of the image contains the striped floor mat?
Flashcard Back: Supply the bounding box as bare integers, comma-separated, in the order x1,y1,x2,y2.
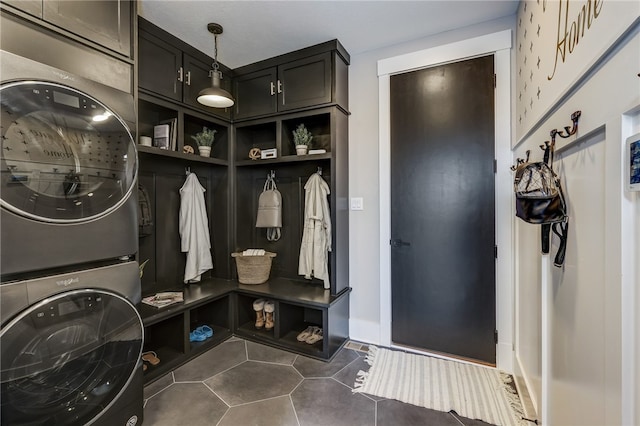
353,346,526,426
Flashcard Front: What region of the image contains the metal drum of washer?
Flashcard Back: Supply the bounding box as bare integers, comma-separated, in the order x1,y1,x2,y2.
0,51,138,278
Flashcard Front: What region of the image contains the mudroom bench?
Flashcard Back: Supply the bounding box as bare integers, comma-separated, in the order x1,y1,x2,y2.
138,278,351,384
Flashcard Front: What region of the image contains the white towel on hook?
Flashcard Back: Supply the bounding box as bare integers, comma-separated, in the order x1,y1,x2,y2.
179,172,213,283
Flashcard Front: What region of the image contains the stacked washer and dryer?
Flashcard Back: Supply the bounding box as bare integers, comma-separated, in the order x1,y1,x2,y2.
0,50,145,425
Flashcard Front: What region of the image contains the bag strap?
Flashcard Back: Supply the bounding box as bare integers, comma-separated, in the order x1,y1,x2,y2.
266,228,281,242
263,171,278,192
552,221,568,267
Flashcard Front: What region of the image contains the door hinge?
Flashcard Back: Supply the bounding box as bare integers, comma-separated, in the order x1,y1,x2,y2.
493,73,497,88
494,329,499,344
494,245,498,258
493,159,497,173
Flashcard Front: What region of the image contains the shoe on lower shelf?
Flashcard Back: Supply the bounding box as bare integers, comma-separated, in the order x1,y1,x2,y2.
305,327,323,345
196,325,214,338
189,329,207,342
296,325,315,342
142,351,160,365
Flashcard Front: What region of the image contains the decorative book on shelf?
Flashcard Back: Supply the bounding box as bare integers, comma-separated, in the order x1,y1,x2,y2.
153,124,170,150
156,118,177,151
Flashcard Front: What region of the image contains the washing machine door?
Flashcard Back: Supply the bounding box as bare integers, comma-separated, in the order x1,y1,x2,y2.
0,289,143,425
0,81,137,223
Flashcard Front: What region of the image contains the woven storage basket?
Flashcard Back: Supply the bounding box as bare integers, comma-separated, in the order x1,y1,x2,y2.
231,251,276,284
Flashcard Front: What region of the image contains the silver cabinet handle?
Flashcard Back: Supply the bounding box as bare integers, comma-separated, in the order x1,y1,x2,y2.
177,67,184,82
185,71,191,86
270,81,275,96
277,80,283,94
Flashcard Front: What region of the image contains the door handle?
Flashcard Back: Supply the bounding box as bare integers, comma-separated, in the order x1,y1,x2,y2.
270,81,276,96
177,66,184,82
390,239,411,247
185,71,191,86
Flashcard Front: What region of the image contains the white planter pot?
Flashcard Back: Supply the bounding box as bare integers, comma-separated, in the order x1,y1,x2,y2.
198,146,211,157
296,145,308,156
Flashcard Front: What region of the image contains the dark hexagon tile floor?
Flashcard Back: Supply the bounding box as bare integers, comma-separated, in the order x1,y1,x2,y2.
143,339,498,426
205,360,302,405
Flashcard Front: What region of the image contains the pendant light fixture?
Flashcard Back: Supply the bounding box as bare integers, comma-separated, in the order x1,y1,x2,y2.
197,23,235,108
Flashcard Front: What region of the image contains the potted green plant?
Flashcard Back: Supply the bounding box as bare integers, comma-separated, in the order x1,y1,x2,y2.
292,123,313,155
191,126,217,157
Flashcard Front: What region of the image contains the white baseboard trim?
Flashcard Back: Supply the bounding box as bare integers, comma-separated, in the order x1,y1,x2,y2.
348,318,381,346
497,342,514,373
515,354,539,420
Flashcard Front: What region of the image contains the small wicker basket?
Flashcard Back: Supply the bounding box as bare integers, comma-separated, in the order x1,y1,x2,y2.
231,251,277,284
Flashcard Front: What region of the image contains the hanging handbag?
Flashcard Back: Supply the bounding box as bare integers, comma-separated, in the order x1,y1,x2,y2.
513,142,568,267
256,172,282,241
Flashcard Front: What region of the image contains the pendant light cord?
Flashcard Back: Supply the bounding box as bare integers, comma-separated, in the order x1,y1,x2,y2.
212,33,220,73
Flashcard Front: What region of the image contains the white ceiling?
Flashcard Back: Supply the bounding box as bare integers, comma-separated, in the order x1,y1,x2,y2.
138,1,519,69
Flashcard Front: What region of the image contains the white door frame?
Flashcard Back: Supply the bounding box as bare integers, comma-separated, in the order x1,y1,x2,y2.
377,30,514,371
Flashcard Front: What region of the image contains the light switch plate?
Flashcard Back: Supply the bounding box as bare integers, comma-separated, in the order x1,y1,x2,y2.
350,197,364,211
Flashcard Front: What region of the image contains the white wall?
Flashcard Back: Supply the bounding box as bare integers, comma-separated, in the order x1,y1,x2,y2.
347,15,516,345
513,5,640,423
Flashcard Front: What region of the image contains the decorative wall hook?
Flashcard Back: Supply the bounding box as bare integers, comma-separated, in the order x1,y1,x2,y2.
511,150,531,170
552,110,581,139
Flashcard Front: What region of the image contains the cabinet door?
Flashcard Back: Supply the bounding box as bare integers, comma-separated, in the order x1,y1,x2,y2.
3,0,42,18
278,52,332,112
233,68,277,120
138,29,183,102
183,54,231,120
43,0,132,57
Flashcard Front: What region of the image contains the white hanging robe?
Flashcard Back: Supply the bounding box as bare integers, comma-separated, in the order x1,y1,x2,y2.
298,173,332,289
179,172,213,283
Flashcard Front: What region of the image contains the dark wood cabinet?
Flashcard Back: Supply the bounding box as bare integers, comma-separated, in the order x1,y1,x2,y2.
233,107,349,296
2,0,133,58
233,42,349,120
138,30,183,102
135,22,350,371
140,280,236,383
278,52,332,111
138,18,231,120
43,0,132,57
233,68,278,119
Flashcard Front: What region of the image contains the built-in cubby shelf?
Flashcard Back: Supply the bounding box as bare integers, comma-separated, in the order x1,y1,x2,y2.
136,20,350,384
138,277,350,384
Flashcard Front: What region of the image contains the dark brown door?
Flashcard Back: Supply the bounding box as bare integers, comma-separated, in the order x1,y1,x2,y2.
390,55,496,364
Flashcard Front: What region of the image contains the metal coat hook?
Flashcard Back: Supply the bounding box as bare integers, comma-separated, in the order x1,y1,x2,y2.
552,110,581,140
185,166,191,175
269,170,275,179
511,150,530,171
317,166,322,176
